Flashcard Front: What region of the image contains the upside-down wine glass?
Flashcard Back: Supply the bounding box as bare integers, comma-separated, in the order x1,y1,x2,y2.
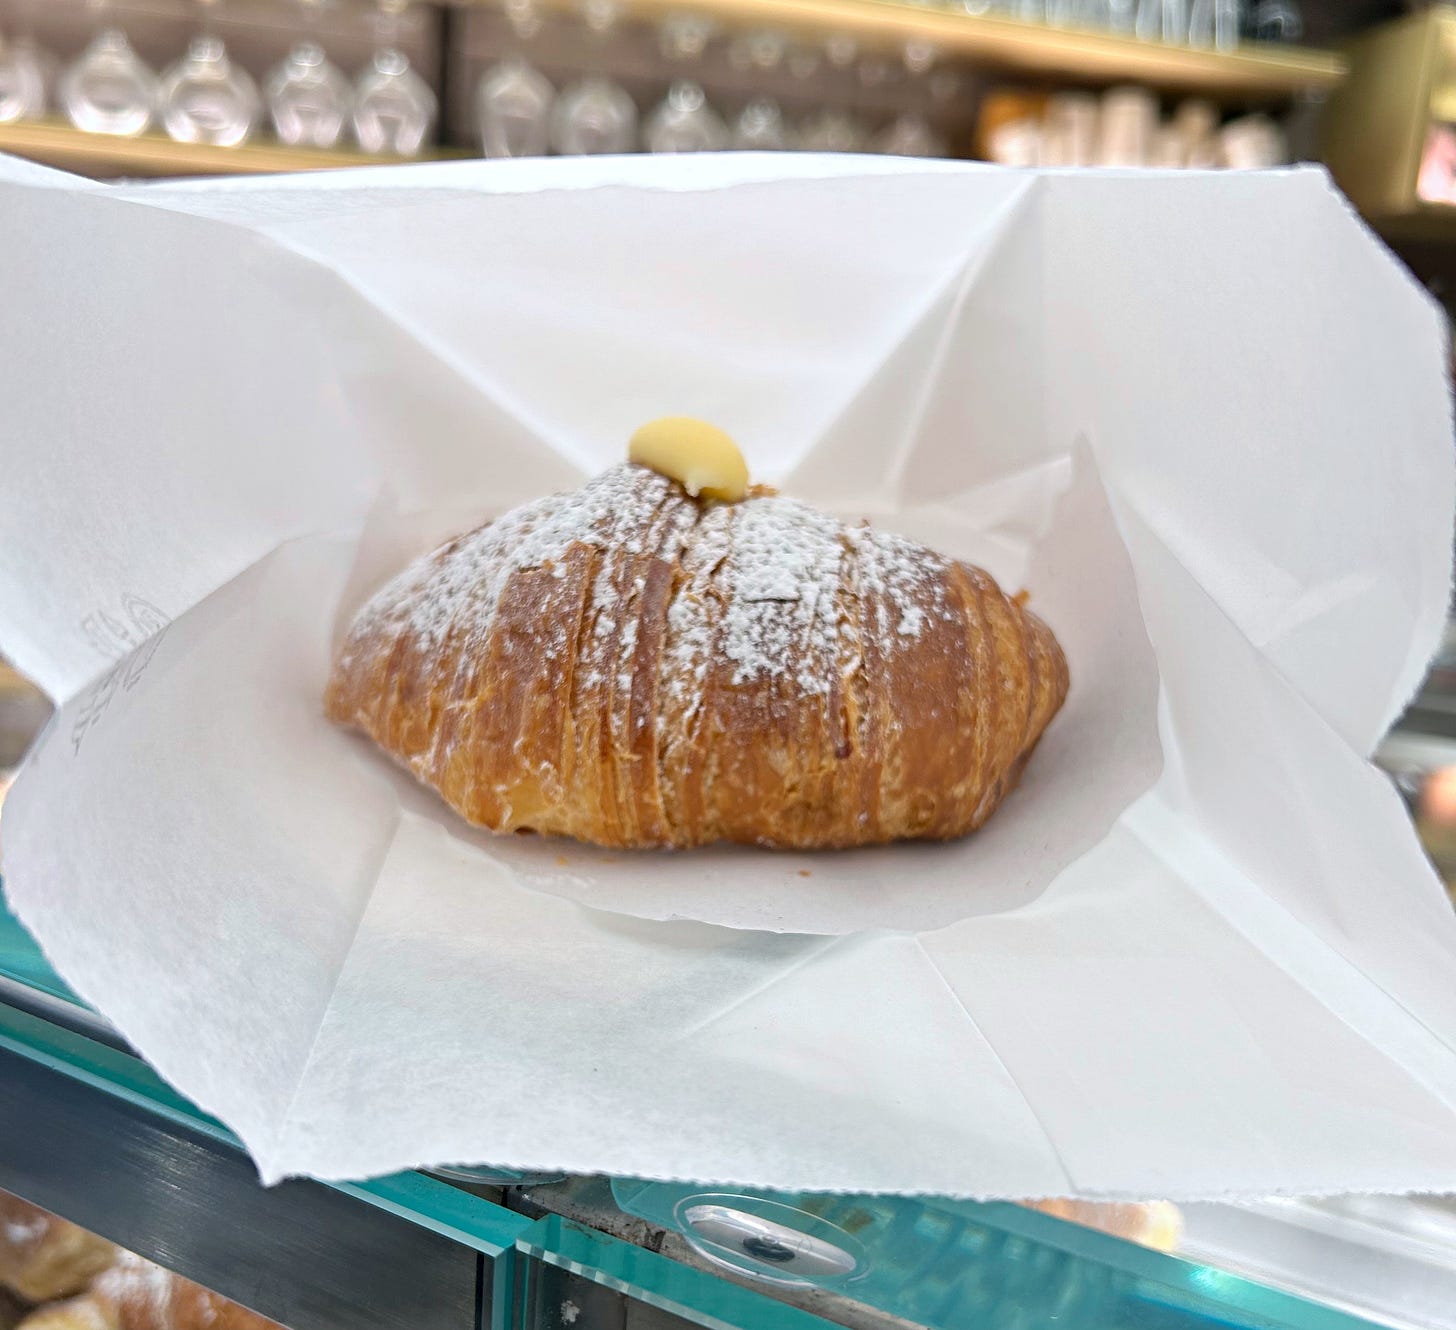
59,0,159,137
645,13,725,152
266,0,352,148
550,0,636,155
159,0,262,147
0,2,53,125
475,0,555,158
352,0,438,156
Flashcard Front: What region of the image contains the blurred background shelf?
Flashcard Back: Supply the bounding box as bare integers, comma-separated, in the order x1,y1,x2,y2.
457,0,1345,99
0,117,460,176
0,0,1333,183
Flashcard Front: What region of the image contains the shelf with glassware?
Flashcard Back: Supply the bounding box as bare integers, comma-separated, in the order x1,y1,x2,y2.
455,0,1319,161
0,115,468,172
0,0,1339,177
455,1,982,158
0,0,448,173
457,0,1343,98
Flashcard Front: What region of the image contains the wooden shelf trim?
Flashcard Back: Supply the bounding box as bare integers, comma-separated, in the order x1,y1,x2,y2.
0,119,460,177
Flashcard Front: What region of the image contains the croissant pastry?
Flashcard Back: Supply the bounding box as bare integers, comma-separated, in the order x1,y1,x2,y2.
0,1195,116,1304
1020,1199,1182,1253
327,457,1067,850
17,1253,281,1330
1,1289,28,1330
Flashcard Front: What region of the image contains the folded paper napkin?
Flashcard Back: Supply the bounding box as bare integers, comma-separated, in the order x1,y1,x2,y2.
1,154,1454,1197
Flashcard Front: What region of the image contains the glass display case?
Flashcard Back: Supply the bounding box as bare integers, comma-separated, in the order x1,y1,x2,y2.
3,645,1456,1330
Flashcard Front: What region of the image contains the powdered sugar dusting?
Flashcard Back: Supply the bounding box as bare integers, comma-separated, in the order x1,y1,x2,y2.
662,503,725,715
3,1216,45,1248
97,1253,176,1327
350,465,677,661
848,524,949,642
580,475,698,789
660,503,946,703
345,466,950,721
720,497,844,695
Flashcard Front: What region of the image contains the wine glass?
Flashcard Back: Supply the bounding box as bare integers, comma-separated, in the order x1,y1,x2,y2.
646,13,725,154
856,49,898,91
352,0,438,156
798,107,867,153
902,37,937,81
660,12,717,64
59,2,159,138
266,0,351,148
777,39,822,137
159,1,261,147
727,27,788,76
732,96,791,149
1188,0,1241,46
823,32,858,73
0,30,50,124
550,75,635,153
894,36,950,156
550,0,636,155
477,59,554,158
871,113,946,157
1102,0,1139,31
644,79,726,152
476,0,554,158
806,35,868,152
1134,0,1188,42
1252,0,1302,40
785,41,821,81
1074,0,1117,26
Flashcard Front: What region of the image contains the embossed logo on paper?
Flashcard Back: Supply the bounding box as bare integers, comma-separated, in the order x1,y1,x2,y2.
71,594,172,754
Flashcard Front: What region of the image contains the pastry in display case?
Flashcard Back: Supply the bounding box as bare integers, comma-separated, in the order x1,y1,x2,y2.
0,1194,280,1330
0,661,48,815
0,1193,115,1305
1378,621,1456,899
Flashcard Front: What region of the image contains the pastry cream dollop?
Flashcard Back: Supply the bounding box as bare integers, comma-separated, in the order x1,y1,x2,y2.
628,417,748,503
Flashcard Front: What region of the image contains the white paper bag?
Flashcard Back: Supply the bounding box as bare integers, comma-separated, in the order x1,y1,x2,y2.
3,153,1456,1198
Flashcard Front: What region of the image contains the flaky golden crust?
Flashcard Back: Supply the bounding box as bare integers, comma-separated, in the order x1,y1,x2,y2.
0,1196,116,1304
18,1253,282,1330
326,464,1067,850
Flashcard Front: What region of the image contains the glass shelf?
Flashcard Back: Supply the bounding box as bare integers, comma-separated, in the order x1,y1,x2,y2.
605,1177,1385,1330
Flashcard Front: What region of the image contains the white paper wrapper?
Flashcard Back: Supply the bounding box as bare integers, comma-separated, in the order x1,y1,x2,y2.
3,154,1456,1198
